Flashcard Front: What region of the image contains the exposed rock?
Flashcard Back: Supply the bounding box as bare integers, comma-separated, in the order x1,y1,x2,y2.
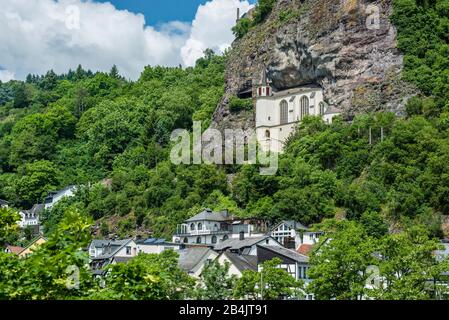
212,0,417,131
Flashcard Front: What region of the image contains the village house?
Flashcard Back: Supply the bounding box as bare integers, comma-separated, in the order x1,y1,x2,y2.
44,185,77,210
213,235,281,255
172,208,269,246
269,220,323,251
89,239,138,276
16,236,47,258
255,69,340,153
178,246,219,278
18,204,44,231
215,251,257,277
0,199,9,208
5,245,24,255
136,238,181,254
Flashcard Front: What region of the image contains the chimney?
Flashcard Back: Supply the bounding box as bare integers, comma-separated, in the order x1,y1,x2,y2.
236,8,240,23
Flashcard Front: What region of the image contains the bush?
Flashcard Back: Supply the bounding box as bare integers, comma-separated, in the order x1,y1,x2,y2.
228,96,253,112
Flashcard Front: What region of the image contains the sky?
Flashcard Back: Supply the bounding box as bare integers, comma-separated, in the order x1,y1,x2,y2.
0,0,256,82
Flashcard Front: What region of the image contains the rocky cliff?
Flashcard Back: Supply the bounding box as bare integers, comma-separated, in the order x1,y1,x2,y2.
212,0,417,131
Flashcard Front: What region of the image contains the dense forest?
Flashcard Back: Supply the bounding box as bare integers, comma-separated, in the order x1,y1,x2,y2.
1,0,449,241
0,0,449,300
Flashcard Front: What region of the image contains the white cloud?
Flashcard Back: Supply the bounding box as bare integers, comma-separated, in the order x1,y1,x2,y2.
181,0,253,66
0,69,15,82
0,0,252,80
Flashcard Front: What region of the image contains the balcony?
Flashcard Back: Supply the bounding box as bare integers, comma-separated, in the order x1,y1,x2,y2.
175,224,230,236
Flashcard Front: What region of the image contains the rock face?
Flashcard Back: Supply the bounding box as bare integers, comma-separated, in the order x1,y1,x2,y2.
212,0,417,131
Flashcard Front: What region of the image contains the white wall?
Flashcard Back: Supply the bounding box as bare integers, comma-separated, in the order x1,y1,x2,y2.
256,88,335,153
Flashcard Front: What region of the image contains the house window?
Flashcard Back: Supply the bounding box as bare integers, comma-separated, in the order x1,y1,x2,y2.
319,102,325,115
222,235,229,241
126,246,131,255
265,130,270,138
212,235,217,244
196,237,202,244
300,96,309,119
198,223,203,231
183,237,188,243
239,231,245,241
190,223,195,231
280,100,288,124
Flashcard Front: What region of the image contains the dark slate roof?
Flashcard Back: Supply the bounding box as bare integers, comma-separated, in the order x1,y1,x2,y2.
186,209,231,222
258,245,309,263
178,247,215,272
22,204,45,216
113,256,134,264
91,239,133,260
214,236,272,251
271,220,309,232
223,252,257,272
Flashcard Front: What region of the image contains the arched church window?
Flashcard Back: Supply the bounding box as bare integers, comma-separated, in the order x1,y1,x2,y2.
265,130,271,138
196,237,202,244
280,100,288,124
300,96,309,119
198,223,202,231
190,223,195,231
319,102,325,116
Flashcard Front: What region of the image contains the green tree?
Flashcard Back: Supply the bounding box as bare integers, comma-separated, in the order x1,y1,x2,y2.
307,220,375,300
195,260,236,300
93,250,194,300
0,207,20,246
233,258,302,300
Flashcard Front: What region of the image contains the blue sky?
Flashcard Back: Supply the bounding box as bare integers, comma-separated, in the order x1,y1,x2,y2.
98,0,256,26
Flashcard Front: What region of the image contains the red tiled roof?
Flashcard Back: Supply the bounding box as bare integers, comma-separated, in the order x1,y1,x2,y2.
297,244,313,256
6,245,24,255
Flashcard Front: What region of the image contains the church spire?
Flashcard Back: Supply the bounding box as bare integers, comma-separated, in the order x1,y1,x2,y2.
256,67,271,97
261,68,268,86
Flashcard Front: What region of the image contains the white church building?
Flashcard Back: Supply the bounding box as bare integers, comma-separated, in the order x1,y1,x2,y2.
255,70,340,153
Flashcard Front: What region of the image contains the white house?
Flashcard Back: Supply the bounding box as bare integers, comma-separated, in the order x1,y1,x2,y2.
173,209,268,246
255,69,341,153
213,235,282,255
270,220,323,251
137,238,181,254
44,185,77,210
216,251,257,278
18,204,44,230
178,246,219,278
89,239,138,276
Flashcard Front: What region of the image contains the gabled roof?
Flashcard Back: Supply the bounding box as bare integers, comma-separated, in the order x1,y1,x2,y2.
138,238,180,246
271,220,309,232
5,245,24,255
21,204,44,216
259,245,309,263
186,209,231,223
222,252,257,272
19,236,47,253
90,239,134,260
297,244,314,256
178,247,216,273
214,236,274,251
